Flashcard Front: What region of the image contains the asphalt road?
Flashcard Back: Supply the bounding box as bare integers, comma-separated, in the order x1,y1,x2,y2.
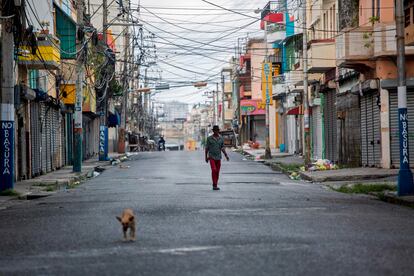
0,151,414,275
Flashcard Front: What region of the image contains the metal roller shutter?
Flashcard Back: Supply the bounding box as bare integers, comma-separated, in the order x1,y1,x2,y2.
323,90,337,162
46,106,52,172
373,94,381,166
51,108,57,170
65,113,73,165
40,104,47,174
389,90,414,167
360,92,381,167
360,95,370,165
312,105,323,160
30,102,42,176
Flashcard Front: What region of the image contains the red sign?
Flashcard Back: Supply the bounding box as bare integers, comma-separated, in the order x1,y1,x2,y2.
240,100,265,115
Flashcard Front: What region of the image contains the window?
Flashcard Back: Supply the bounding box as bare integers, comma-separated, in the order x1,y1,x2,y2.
29,70,39,89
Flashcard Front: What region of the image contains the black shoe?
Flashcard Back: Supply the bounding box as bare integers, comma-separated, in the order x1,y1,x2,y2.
213,187,220,190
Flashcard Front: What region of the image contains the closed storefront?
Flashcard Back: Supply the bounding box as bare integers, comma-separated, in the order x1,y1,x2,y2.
336,92,361,167
389,89,414,167
252,115,266,146
322,89,337,162
360,91,381,167
82,115,99,160
30,102,42,176
311,105,323,160
65,113,73,165
30,102,64,176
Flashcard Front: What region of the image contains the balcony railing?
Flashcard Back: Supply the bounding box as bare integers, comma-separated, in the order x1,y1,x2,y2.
307,39,336,73
261,1,285,20
374,23,414,56
336,26,374,68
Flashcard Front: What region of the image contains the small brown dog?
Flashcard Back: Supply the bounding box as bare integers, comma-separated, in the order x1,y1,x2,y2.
116,208,136,241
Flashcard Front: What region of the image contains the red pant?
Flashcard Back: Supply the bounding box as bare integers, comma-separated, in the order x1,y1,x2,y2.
209,159,221,187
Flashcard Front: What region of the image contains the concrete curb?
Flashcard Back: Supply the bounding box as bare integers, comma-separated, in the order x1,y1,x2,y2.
298,171,398,183
376,192,414,208
2,153,129,203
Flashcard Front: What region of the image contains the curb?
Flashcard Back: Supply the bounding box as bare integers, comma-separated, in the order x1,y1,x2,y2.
298,172,397,182
376,192,414,208
6,154,129,202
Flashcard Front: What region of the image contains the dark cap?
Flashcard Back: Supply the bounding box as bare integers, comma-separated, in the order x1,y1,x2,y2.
212,125,220,131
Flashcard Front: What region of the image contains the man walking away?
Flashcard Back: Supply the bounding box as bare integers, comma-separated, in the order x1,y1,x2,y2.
205,125,229,190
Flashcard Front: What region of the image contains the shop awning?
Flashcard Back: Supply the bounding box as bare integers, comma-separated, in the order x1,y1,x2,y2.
286,105,303,115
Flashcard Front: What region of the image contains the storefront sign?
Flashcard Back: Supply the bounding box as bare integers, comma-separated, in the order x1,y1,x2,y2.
241,100,266,115
262,62,273,106
0,121,14,189
399,110,410,165
99,125,108,161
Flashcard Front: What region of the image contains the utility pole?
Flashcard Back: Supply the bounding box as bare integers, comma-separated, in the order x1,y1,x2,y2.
263,20,272,159
74,0,85,172
221,74,225,129
99,0,109,161
143,67,148,134
212,89,217,125
118,28,129,153
0,3,15,191
216,82,220,125
396,0,414,195
302,0,310,165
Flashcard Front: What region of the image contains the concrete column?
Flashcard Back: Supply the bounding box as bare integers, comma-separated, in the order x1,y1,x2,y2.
269,103,276,149
380,88,391,168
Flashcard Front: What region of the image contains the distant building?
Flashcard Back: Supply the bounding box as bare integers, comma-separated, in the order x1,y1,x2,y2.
161,101,189,122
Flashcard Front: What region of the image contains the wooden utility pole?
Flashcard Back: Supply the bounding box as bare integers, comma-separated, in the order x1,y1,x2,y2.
0,2,16,190
396,0,414,195
73,0,85,172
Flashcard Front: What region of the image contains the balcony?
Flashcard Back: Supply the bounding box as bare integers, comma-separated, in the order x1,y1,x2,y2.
240,84,252,98
307,39,336,73
260,1,285,20
266,23,286,44
373,23,414,57
224,108,234,121
224,82,232,94
336,27,374,68
18,33,61,70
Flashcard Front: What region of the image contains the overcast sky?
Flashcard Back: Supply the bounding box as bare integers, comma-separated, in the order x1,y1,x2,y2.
133,0,268,105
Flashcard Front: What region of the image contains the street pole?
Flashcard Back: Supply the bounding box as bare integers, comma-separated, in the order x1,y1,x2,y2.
212,89,217,125
74,0,85,172
396,0,414,195
221,74,225,129
216,82,220,126
0,6,15,191
99,0,109,161
264,20,272,159
302,0,310,165
118,28,129,153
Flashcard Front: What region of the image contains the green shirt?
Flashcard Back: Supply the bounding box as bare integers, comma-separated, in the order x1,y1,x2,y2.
206,135,224,160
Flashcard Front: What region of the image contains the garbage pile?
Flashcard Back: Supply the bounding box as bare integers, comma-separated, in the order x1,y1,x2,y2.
302,159,339,172
242,141,260,150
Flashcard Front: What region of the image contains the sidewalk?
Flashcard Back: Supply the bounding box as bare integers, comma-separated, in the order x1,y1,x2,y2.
299,167,399,182
0,152,128,208
241,148,400,182
238,148,414,207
